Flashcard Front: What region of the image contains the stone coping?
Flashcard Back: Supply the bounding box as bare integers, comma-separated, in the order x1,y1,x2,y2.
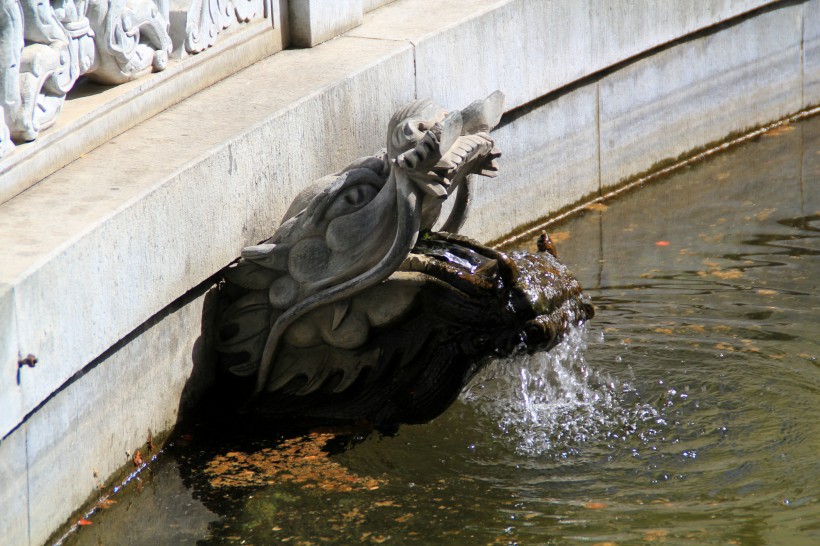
2,0,808,441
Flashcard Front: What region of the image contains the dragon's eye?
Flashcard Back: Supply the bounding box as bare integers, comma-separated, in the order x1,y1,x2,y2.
343,184,375,206
325,182,379,219
392,120,423,152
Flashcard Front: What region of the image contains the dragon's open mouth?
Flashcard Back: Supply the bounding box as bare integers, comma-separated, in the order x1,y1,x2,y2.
231,233,594,426
398,233,594,356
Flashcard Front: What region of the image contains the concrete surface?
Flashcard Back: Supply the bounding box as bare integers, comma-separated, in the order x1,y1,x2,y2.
23,285,215,546
364,0,396,11
1,1,820,544
462,84,600,243
588,0,783,69
289,0,364,47
0,284,19,437
806,0,820,107
0,426,27,546
599,3,804,188
349,0,781,112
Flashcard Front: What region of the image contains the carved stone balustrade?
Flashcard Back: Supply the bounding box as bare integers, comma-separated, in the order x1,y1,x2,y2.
0,0,402,204
0,0,271,157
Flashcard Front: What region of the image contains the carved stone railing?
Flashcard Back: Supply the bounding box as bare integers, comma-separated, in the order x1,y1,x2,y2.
0,0,271,160
185,0,270,53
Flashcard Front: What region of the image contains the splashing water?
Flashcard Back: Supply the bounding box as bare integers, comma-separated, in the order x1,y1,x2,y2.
462,325,659,456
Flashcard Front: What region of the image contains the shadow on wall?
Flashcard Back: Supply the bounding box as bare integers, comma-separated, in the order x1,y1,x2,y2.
179,283,222,422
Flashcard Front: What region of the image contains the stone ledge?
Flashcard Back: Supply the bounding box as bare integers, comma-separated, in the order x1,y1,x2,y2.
806,0,820,107
23,283,217,546
349,0,781,112
598,3,804,189
289,0,364,47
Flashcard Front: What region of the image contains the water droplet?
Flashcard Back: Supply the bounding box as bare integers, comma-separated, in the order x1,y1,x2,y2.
462,325,659,456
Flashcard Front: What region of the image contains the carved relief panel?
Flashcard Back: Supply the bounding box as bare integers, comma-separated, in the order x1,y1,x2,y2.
0,0,270,159
185,0,269,53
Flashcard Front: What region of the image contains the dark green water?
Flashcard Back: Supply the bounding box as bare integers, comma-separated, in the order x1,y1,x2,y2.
63,116,819,545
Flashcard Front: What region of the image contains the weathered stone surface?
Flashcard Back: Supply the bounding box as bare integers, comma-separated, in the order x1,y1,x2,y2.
350,0,779,113
350,0,590,112
25,287,213,546
588,0,780,69
461,84,599,243
0,36,415,426
0,425,27,546
805,0,820,108
0,283,21,437
599,4,803,188
289,0,363,47
416,0,592,113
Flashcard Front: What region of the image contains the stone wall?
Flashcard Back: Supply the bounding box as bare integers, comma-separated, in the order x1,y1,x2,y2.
1,1,819,544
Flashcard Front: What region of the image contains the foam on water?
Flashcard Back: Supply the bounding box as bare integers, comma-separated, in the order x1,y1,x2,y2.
462,325,659,456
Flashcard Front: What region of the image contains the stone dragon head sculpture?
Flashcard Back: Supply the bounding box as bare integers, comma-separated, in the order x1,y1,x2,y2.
216,92,594,425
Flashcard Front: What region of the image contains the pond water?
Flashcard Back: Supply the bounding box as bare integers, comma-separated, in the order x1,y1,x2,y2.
62,115,819,545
